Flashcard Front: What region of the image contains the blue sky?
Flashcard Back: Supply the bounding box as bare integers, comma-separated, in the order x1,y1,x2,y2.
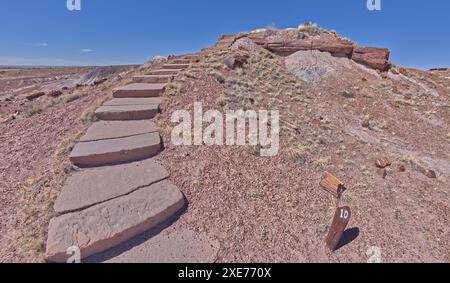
0,0,448,69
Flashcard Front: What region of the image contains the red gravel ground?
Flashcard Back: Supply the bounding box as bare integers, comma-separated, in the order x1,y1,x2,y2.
155,38,449,262
0,28,449,263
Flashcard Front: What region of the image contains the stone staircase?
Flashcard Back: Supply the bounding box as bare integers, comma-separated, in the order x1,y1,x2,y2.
45,54,219,263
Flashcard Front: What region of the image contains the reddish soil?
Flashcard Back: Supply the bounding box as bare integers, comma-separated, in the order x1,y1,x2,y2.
154,32,449,263
0,27,448,263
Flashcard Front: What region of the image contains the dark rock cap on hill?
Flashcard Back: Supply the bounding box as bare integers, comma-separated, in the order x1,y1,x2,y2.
211,23,391,72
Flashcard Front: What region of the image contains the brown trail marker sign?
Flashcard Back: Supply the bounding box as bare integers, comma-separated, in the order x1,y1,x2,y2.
319,172,352,251
325,206,351,251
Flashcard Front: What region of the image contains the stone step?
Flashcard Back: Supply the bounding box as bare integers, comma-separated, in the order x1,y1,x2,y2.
69,132,161,167
95,104,159,121
103,97,163,106
79,120,158,142
148,69,182,76
171,59,192,64
46,179,185,263
163,64,189,70
113,83,166,98
54,158,169,214
181,54,200,60
133,75,172,84
103,230,220,263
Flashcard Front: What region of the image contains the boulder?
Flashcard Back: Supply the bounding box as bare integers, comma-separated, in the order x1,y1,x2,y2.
48,90,63,98
352,46,390,71
224,54,249,69
26,92,46,101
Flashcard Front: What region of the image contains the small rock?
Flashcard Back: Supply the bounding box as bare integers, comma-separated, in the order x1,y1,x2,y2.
375,157,392,169
48,90,63,98
224,53,249,69
398,165,406,172
338,91,355,99
362,119,371,128
311,119,322,126
26,92,46,101
423,170,437,179
93,78,108,86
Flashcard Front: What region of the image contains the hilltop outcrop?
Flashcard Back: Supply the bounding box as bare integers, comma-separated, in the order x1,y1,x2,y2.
213,23,390,71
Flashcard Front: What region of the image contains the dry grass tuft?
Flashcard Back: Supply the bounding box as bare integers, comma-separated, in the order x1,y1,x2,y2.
291,144,309,163
19,93,111,260
165,82,183,97
62,92,88,104
80,95,110,126
25,96,59,117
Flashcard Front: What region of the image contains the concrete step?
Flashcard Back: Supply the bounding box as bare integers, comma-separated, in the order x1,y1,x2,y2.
79,120,158,142
69,132,161,167
54,158,169,214
113,83,166,98
46,179,185,262
103,97,162,106
133,75,172,84
148,69,182,76
103,229,219,263
163,64,189,70
95,104,159,121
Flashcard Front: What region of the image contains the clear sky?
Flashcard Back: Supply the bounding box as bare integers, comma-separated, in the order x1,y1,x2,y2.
0,0,448,69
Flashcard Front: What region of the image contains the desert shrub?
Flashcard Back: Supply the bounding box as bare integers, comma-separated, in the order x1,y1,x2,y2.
62,92,88,103
210,70,225,84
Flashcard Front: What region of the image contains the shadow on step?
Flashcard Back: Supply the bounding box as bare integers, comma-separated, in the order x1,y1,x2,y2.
84,200,188,263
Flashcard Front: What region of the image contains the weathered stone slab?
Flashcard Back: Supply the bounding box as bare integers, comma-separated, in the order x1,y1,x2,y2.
113,83,166,98
163,64,189,70
69,133,161,167
133,75,172,84
149,69,182,76
54,158,169,214
103,97,163,106
171,59,192,64
79,120,158,142
95,104,159,121
46,180,185,262
105,230,220,263
181,54,200,60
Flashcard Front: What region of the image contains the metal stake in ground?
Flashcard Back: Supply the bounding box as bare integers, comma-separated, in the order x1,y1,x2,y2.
325,206,351,251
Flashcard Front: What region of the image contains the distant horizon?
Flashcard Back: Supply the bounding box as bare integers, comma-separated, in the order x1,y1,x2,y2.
0,63,139,68
1,0,449,70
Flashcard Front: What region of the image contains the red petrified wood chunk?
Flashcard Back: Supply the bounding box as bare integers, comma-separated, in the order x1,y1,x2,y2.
352,46,390,71
320,172,346,198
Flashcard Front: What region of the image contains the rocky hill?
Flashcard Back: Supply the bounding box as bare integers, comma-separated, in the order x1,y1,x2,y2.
0,24,448,263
